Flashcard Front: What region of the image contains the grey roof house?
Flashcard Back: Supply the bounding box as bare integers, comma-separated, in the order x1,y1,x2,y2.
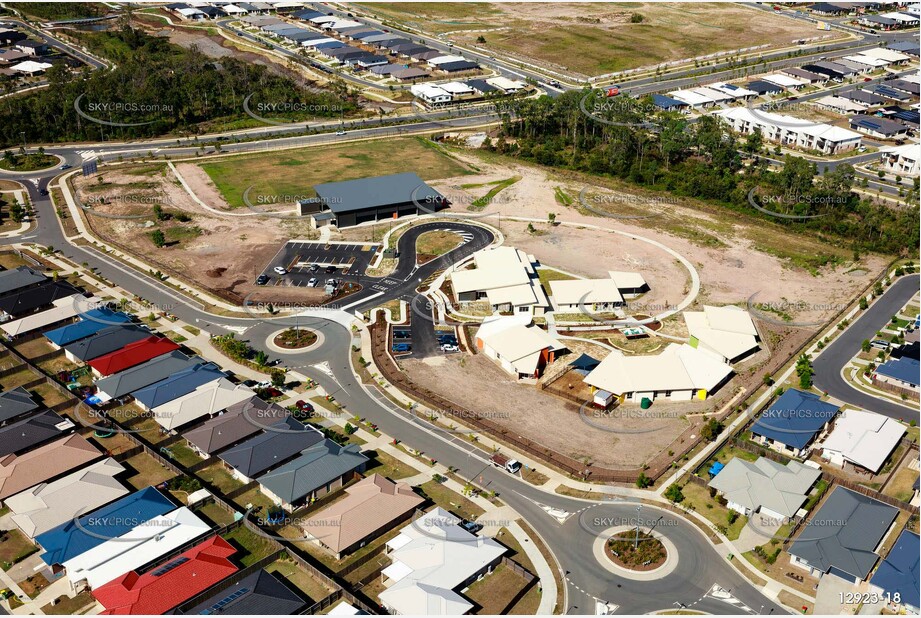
0,281,80,320
708,457,821,519
788,487,899,583
0,410,75,457
182,396,288,457
63,325,150,363
219,418,324,482
0,387,40,425
131,363,225,411
0,267,46,296
257,440,368,510
173,568,306,615
94,352,203,402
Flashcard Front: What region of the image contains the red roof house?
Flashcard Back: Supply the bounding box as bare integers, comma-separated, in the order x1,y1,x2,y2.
92,535,238,615
87,336,180,377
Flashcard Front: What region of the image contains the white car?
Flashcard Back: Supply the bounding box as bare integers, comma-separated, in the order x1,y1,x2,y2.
307,277,319,287
440,343,459,352
273,266,287,275
336,130,346,136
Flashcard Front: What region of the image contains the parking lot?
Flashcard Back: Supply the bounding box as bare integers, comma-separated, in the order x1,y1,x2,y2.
390,319,460,358
259,241,379,287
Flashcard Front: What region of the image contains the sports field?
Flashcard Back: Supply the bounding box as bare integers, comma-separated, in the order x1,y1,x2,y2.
355,3,821,77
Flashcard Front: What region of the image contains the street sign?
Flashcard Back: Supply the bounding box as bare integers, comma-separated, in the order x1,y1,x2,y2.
82,159,98,176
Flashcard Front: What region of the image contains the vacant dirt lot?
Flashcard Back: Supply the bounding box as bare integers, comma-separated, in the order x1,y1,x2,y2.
355,3,822,77
401,353,691,468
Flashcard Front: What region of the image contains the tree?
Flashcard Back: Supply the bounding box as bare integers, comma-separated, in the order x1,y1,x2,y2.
795,354,814,390
476,35,486,43
635,472,653,488
547,212,556,225
270,369,285,388
664,484,684,503
153,204,166,221
700,418,724,441
861,339,871,353
149,229,165,248
253,350,268,366
859,297,868,310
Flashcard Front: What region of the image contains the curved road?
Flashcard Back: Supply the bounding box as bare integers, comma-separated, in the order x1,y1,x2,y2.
813,274,919,422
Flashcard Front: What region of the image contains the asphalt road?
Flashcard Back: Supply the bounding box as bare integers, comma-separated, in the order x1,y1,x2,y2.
813,274,919,421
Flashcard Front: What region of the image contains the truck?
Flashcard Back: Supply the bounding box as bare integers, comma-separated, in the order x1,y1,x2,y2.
490,452,522,474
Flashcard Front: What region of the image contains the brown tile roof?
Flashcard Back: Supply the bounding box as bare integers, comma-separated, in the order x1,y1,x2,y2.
300,474,423,553
0,434,100,499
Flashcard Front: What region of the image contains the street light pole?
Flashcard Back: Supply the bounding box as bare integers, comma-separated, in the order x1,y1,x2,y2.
634,505,642,549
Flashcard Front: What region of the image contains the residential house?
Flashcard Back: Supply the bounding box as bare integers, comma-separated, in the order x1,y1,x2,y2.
150,378,254,432
684,305,760,363
131,362,225,411
0,434,99,500
0,266,45,296
0,280,81,322
820,409,906,474
750,389,840,457
93,351,202,403
219,417,325,483
0,386,40,425
474,315,565,380
450,246,550,316
869,530,920,614
181,395,289,458
44,308,133,348
788,487,898,583
873,355,920,395
0,410,75,457
175,568,306,615
86,336,180,378
299,474,424,558
707,457,821,520
62,324,151,364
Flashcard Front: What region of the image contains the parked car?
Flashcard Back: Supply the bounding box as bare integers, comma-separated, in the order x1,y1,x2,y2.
870,340,890,350
325,265,337,273
273,266,288,275
490,452,521,474
392,342,411,352
326,278,338,287
255,380,271,389
440,343,459,352
256,274,269,285
460,521,483,534
309,264,319,272
307,277,319,287
295,400,315,414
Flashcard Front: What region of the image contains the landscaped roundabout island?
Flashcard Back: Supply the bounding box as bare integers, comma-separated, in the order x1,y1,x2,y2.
605,531,668,572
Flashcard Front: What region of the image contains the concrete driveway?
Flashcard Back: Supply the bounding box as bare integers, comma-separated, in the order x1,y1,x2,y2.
814,573,859,615
735,514,784,553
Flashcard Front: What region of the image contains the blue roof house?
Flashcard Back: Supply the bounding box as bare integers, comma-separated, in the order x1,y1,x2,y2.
751,389,840,458
870,530,919,613
44,309,133,348
874,356,920,396
36,487,175,567
131,363,226,411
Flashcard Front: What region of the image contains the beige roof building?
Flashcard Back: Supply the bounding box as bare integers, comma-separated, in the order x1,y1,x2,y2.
475,315,564,379
0,434,100,500
6,457,127,538
584,343,733,403
450,247,548,315
684,305,759,363
152,378,254,431
300,474,424,558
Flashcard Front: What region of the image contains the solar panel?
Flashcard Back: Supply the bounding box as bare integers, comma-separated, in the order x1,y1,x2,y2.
201,588,250,614
152,555,189,576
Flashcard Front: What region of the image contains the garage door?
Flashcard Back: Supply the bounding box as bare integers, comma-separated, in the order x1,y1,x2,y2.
355,211,377,225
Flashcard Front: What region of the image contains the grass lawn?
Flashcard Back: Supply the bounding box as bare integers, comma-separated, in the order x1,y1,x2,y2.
165,332,188,344
495,528,536,574
182,325,201,336
470,176,520,210
508,583,541,615
0,153,58,172
232,487,277,513
0,252,31,270
419,481,485,520
416,230,462,257
266,558,334,603
464,563,530,615
883,465,919,503
19,572,50,599
122,452,176,490
195,502,238,527
41,591,97,615
28,382,71,408
0,529,38,570
680,482,747,541
197,463,245,495
223,525,278,566
198,137,469,210
743,549,817,598
0,368,39,390
364,450,421,481
536,267,577,289
13,338,56,360
161,440,203,468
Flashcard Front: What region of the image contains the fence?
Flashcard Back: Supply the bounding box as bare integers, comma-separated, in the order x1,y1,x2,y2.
830,476,919,514
170,550,285,614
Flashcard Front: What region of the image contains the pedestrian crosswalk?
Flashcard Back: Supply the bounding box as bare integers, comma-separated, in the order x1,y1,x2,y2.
444,229,475,244
76,150,97,161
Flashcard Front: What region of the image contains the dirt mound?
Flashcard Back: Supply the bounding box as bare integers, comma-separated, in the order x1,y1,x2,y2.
205,267,227,278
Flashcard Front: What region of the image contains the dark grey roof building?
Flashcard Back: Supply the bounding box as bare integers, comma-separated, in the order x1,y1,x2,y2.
173,569,306,615
0,281,80,320
466,79,499,94
63,325,151,362
842,89,885,105
219,417,324,480
0,410,74,457
257,440,368,508
182,396,289,456
0,387,40,425
0,267,46,296
304,172,445,228
437,60,480,73
94,352,203,401
788,487,899,582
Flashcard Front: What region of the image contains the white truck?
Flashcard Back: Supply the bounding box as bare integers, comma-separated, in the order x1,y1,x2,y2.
490,452,522,475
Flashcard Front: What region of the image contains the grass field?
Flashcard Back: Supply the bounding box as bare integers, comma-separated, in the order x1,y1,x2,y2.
357,3,818,76
198,137,470,210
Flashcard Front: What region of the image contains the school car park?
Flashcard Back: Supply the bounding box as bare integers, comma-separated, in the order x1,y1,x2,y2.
260,241,378,285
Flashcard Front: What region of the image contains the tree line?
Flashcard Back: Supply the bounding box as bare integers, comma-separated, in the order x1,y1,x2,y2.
493,90,918,259
0,25,358,146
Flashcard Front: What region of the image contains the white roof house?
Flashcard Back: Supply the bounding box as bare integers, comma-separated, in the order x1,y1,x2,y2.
6,458,127,539
450,247,549,315
608,271,649,293
812,95,868,114
222,4,249,14
0,294,92,339
821,409,906,473
439,81,474,96
668,89,717,108
485,76,525,93
684,305,759,363
880,143,920,176
583,343,733,402
329,19,362,29
714,107,862,155
176,7,207,18
61,507,210,590
378,508,506,615
708,457,821,519
475,315,564,378
693,86,734,103
844,54,889,68
880,11,919,24
410,83,452,104
429,55,466,66
549,277,624,312
151,378,254,431
762,73,809,89
861,47,911,63
12,61,52,75
710,82,759,99
308,15,337,25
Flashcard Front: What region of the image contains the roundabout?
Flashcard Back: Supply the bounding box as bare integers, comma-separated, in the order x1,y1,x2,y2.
591,525,679,581
265,327,324,355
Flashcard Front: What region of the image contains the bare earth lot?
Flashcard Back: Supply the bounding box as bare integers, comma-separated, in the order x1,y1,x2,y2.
354,3,820,77
402,353,691,468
